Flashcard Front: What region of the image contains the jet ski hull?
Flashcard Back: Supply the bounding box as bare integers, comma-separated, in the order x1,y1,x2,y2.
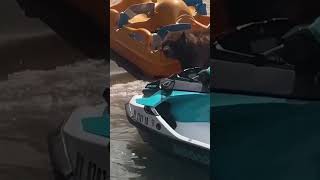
125,94,210,165
126,110,210,165
48,104,109,180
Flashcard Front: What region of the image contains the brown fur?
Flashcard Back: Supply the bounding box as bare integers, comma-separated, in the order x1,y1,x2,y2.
161,30,210,69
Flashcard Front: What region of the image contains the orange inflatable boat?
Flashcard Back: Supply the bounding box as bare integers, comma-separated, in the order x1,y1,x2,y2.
110,0,210,77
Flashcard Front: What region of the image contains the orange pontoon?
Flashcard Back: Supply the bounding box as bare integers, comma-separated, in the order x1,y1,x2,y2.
110,0,210,77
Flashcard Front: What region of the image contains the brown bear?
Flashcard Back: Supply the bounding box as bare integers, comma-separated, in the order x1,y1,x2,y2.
161,30,210,69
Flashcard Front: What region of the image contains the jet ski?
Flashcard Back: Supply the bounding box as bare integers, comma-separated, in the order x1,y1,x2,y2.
48,88,110,180
110,0,210,77
211,18,320,179
125,67,211,165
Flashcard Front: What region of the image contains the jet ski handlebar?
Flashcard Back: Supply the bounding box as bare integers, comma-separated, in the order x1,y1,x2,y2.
212,18,297,66
213,41,288,66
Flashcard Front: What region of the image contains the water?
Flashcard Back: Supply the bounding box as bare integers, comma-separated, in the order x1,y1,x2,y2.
0,60,108,180
110,0,210,179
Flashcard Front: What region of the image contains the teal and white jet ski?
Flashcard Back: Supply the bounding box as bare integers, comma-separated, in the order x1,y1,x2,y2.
126,67,211,165
211,18,320,180
48,88,109,180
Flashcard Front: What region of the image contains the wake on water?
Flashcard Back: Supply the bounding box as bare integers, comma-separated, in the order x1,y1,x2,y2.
0,60,107,180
